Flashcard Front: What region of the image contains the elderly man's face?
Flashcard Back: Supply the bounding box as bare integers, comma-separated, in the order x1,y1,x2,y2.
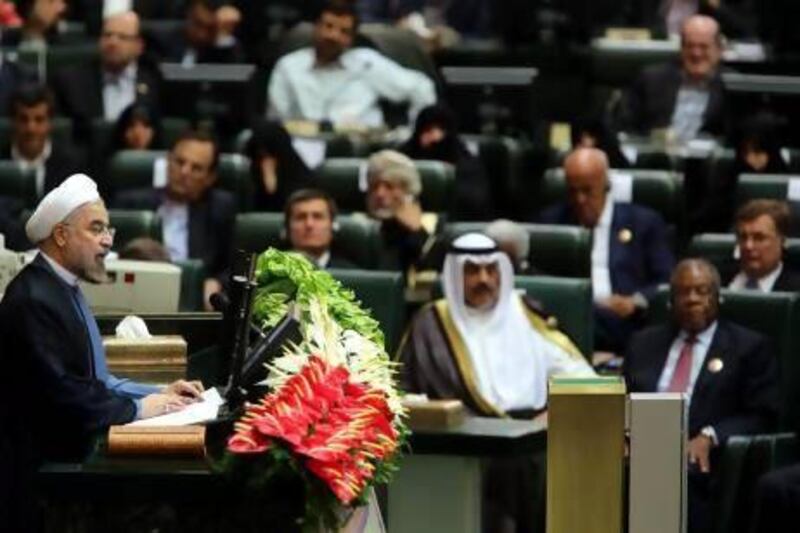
57,201,114,284
681,17,721,81
313,11,355,65
565,160,608,228
737,214,784,280
288,198,334,257
12,102,51,161
366,177,407,220
671,263,718,334
166,139,216,203
463,260,500,309
100,13,143,73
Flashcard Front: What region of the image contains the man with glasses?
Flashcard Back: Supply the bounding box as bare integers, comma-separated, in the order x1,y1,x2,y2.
0,174,203,531
727,199,800,292
114,129,235,309
51,10,160,127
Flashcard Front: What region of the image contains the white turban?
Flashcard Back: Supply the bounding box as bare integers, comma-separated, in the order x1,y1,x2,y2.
25,174,101,243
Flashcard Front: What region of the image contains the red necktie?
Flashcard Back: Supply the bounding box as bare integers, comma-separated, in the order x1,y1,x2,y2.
668,336,696,393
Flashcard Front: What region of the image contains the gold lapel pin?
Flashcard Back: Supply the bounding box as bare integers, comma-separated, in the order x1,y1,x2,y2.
137,83,149,95
707,358,724,373
618,228,633,243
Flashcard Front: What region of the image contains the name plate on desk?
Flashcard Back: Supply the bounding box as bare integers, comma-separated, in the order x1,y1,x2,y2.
403,398,465,430
107,426,206,458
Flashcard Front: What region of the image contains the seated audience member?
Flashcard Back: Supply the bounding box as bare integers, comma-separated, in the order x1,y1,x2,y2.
114,129,235,308
726,200,800,292
654,0,756,39
400,104,490,219
624,258,778,533
539,147,675,352
284,188,356,269
399,232,594,532
485,218,532,275
0,0,67,48
570,117,631,169
51,10,161,129
695,113,788,233
245,120,314,212
110,101,164,153
0,174,203,531
363,149,435,271
619,15,726,142
0,50,35,114
267,0,437,129
119,237,171,262
2,83,81,198
155,0,244,65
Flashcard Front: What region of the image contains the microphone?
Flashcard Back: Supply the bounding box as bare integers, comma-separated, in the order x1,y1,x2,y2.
209,291,230,313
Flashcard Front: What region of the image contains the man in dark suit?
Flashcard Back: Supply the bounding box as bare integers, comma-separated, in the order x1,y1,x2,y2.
284,188,356,269
0,52,35,114
624,258,779,533
726,199,800,292
0,174,201,531
114,129,235,309
539,147,675,351
2,83,81,198
618,15,726,140
50,10,161,129
154,0,244,65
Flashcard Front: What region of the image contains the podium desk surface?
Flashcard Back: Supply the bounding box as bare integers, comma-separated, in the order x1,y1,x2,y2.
410,415,546,457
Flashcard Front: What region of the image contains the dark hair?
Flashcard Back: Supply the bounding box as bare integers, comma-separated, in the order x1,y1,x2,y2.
570,117,630,169
284,188,338,228
734,112,787,174
187,0,219,13
171,128,220,171
9,83,54,117
119,237,171,262
401,104,464,164
735,199,791,238
111,102,163,152
318,0,359,28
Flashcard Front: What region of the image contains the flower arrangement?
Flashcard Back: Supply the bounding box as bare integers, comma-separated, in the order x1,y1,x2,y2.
223,251,406,529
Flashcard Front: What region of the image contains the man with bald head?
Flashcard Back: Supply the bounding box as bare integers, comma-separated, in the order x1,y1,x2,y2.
619,14,726,141
624,258,778,533
0,174,202,530
51,10,161,127
540,147,675,351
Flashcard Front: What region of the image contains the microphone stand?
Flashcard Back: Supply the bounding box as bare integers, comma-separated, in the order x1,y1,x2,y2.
222,252,258,413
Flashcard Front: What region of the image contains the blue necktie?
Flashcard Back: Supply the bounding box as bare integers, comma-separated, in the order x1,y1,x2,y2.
69,285,108,381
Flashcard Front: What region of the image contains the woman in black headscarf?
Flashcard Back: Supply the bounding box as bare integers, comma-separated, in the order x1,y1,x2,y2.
245,120,314,212
400,104,491,220
110,102,164,153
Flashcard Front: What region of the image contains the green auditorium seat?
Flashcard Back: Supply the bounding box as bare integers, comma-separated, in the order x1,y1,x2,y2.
542,167,684,225
461,134,529,218
515,275,594,359
89,117,190,154
316,157,456,214
714,433,798,533
0,162,38,208
649,287,800,430
443,222,591,278
233,212,383,270
108,209,162,250
328,268,406,353
736,174,800,205
107,150,254,211
174,259,207,312
0,116,72,151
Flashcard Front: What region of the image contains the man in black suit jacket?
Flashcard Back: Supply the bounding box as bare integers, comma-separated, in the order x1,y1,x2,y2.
0,174,201,531
619,15,726,140
2,83,81,198
539,147,675,351
113,129,235,309
624,258,779,533
50,11,161,130
726,200,800,292
0,54,35,114
284,188,357,269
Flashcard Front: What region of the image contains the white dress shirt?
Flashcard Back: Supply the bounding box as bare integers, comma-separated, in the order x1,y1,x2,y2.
102,63,138,121
268,47,436,128
591,196,615,301
158,199,189,261
657,320,718,402
729,263,783,292
670,82,710,142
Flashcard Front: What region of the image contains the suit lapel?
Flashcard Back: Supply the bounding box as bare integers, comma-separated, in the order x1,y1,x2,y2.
690,322,729,405
642,325,676,391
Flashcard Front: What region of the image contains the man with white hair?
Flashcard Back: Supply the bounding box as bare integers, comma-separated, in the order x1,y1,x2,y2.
365,149,435,270
0,174,202,530
399,232,594,531
485,218,531,274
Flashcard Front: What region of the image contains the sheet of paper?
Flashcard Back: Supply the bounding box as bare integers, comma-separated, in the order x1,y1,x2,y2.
610,172,633,202
127,387,224,427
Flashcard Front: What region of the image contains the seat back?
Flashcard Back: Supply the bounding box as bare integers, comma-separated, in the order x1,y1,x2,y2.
174,259,207,312
233,212,383,269
443,222,591,277
736,173,800,205
328,269,406,353
541,167,684,224
108,150,253,211
108,209,162,250
0,162,38,208
316,157,456,214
